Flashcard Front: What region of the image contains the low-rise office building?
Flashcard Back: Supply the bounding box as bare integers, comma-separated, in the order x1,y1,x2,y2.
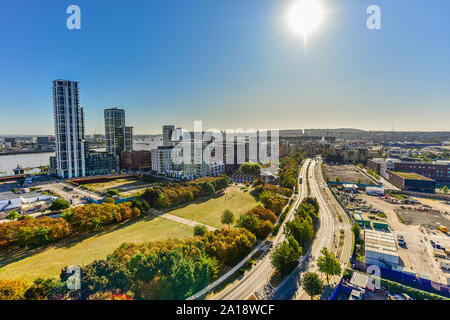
388,171,436,193
368,158,448,187
85,151,119,176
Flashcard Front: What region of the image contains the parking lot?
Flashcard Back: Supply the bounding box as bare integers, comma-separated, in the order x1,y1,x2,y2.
43,182,102,206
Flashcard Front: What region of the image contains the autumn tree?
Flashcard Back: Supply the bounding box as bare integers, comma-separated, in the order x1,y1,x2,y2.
316,247,341,285
301,272,324,300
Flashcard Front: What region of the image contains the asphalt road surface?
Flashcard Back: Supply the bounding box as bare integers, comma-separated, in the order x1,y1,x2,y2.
210,159,312,300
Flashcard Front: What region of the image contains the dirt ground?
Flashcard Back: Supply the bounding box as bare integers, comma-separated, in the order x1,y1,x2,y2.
323,164,373,184
395,209,450,229
357,193,450,283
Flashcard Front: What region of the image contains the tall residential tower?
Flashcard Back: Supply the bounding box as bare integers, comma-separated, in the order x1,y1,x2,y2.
53,80,86,178
104,107,133,156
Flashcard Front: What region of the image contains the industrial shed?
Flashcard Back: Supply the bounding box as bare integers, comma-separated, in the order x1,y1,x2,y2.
364,229,399,268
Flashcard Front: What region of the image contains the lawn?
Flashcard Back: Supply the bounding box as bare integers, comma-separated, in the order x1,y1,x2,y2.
0,216,193,281
170,187,260,229
83,177,158,195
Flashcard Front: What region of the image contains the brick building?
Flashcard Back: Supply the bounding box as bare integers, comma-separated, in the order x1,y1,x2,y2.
121,150,152,171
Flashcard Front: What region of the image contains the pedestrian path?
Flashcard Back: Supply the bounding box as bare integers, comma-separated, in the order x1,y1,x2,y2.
149,210,217,231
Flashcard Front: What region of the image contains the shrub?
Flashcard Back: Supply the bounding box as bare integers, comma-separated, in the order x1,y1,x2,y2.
194,224,208,236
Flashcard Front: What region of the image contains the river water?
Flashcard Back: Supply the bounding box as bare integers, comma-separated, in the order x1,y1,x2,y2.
0,137,162,176
0,152,54,176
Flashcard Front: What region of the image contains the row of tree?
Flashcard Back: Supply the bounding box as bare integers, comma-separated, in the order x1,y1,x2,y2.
270,198,320,276
0,202,143,249
142,175,229,209
239,162,262,175
253,179,293,197
278,151,305,189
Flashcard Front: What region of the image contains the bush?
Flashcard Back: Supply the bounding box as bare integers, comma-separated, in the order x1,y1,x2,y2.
106,189,120,197
49,199,70,212
5,211,21,220
194,224,208,236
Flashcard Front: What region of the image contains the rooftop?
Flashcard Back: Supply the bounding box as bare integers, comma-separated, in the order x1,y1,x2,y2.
392,172,434,181
0,191,20,201
364,229,399,257
350,272,370,289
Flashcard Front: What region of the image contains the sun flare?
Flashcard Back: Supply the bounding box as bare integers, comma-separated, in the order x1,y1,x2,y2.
287,0,324,41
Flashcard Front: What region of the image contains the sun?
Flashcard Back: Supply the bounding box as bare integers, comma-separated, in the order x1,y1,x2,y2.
287,0,325,40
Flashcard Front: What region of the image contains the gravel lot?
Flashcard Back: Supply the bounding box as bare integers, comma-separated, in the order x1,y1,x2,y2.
323,164,374,184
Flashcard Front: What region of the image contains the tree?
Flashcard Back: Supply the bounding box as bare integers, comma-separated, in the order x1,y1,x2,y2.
301,272,324,300
239,162,262,175
5,211,21,220
106,189,120,197
270,236,302,276
49,198,70,212
235,213,259,235
221,210,235,228
316,247,341,285
256,220,275,239
201,181,215,195
16,227,33,248
24,277,65,300
0,279,30,300
443,185,449,194
194,224,208,236
104,197,115,204
352,222,361,243
285,217,314,248
336,177,341,183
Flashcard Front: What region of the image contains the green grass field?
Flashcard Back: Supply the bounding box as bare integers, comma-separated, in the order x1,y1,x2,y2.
0,216,193,281
170,187,260,229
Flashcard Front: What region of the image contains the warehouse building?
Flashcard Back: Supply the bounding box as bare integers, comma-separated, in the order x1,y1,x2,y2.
364,229,399,268
0,191,22,215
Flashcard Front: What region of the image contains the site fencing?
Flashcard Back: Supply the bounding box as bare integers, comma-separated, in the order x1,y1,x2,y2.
328,181,383,189
328,276,344,300
328,184,354,224
351,259,450,298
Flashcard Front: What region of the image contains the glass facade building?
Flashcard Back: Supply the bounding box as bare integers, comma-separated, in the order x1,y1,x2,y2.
53,80,86,178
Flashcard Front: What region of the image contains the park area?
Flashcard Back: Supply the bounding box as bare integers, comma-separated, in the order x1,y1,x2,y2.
0,216,193,281
0,186,259,281
170,186,260,229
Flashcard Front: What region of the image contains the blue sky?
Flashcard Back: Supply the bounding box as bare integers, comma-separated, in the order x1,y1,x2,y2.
0,0,449,135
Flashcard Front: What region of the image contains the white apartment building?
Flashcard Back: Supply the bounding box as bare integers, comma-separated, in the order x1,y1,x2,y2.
151,146,174,174
53,80,86,179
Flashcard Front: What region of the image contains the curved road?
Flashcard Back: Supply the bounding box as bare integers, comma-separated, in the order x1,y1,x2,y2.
295,157,353,299
211,159,312,300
